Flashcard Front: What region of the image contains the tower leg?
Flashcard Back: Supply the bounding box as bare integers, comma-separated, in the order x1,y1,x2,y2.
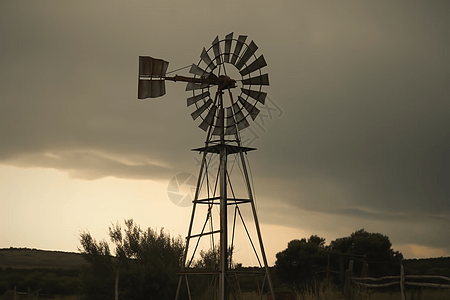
175,150,209,300
237,150,276,300
219,145,228,300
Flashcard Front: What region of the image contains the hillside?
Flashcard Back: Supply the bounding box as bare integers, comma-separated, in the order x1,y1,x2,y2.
403,256,450,277
0,248,85,269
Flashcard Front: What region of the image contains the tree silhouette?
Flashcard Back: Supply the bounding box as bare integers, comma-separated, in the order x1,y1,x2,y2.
274,230,403,288
79,219,184,300
275,235,327,287
330,229,403,277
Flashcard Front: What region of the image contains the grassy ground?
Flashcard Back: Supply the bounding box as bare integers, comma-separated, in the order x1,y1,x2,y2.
0,295,77,300
362,289,450,300
308,288,450,300
2,289,450,300
242,286,450,300
0,249,84,270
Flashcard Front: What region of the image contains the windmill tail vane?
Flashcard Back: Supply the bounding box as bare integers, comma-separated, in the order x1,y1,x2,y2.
138,56,238,99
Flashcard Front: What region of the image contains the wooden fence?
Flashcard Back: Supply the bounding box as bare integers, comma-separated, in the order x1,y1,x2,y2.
346,260,450,300
3,286,43,300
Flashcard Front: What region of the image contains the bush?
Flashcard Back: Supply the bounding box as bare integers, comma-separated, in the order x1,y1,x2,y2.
79,219,184,300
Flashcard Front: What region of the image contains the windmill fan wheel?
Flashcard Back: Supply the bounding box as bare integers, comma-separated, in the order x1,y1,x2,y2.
187,33,269,136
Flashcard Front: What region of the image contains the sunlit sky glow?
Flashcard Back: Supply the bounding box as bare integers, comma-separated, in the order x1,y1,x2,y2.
1,1,449,266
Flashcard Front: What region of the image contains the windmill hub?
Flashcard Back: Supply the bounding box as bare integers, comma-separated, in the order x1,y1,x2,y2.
217,75,236,90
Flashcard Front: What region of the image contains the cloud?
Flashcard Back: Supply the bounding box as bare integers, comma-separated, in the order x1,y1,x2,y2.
3,149,173,181
396,244,450,259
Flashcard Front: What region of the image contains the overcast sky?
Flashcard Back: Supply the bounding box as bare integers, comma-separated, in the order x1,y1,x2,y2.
1,1,450,265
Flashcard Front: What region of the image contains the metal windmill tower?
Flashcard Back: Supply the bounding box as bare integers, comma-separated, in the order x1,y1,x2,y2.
138,33,275,300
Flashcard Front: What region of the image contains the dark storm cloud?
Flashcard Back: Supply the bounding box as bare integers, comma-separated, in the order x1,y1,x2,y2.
0,1,203,181
254,1,450,214
1,1,450,254
250,1,450,253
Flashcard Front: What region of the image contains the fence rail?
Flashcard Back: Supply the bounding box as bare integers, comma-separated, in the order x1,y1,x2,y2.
346,260,450,300
353,275,450,288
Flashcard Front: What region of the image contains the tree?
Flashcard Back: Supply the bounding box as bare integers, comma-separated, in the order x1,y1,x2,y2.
274,230,403,289
275,235,327,287
79,233,114,300
79,219,185,300
330,229,403,278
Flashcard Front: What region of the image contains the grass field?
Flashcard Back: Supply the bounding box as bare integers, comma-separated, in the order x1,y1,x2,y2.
242,286,450,300
0,295,77,300
1,249,449,300
0,249,85,270
295,287,450,300
1,285,450,300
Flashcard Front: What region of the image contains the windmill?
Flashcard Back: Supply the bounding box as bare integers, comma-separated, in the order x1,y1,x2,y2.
138,33,275,300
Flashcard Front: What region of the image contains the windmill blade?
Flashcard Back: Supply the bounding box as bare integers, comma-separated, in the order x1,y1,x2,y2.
185,82,210,91
239,55,267,76
235,41,258,70
212,36,222,65
199,105,217,131
241,88,267,105
189,64,217,79
187,91,210,107
139,56,169,77
201,48,216,71
238,96,260,120
226,107,236,126
212,127,222,135
226,125,237,135
225,107,237,135
138,80,166,99
242,73,269,86
236,119,250,131
224,32,233,63
232,103,244,123
232,102,250,131
190,98,212,120
212,110,223,136
230,35,247,65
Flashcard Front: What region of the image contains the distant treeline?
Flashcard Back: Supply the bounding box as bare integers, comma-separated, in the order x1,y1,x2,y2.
0,247,80,255
403,257,450,277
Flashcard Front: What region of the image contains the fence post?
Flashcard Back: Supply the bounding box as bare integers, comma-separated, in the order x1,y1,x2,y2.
361,258,368,300
360,254,366,277
400,263,406,300
346,260,354,300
